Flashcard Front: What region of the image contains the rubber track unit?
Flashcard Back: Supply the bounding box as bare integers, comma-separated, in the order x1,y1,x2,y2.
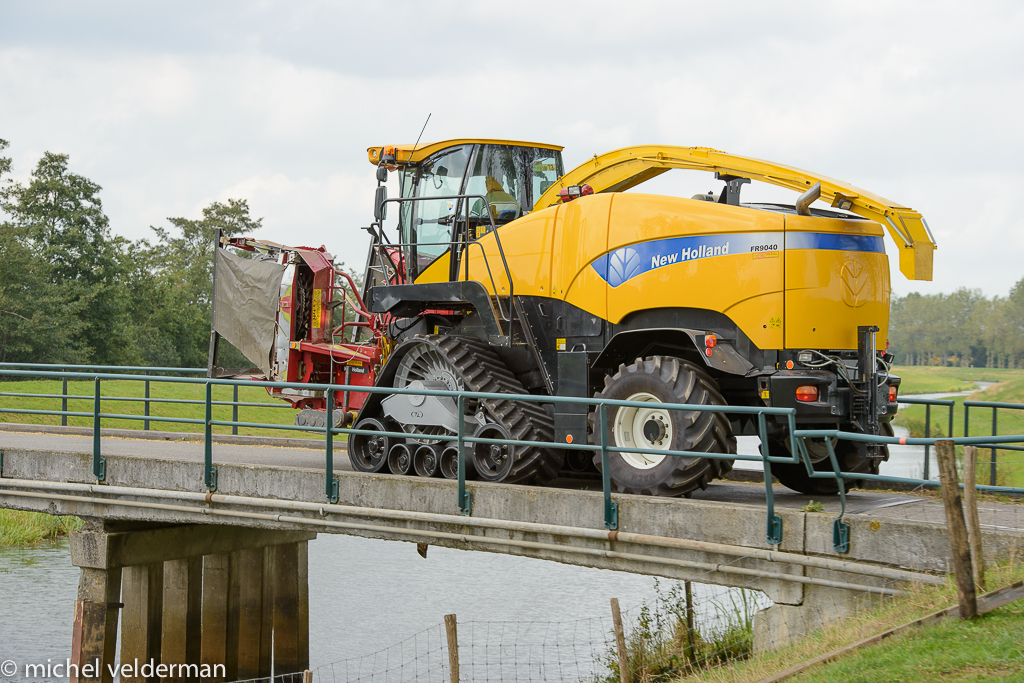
589,356,735,497
422,335,563,485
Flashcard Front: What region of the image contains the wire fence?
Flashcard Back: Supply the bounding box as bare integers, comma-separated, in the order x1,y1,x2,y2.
219,578,792,683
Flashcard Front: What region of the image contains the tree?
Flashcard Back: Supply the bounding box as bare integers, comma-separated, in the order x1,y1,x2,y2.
1,151,140,365
0,145,98,363
140,199,263,368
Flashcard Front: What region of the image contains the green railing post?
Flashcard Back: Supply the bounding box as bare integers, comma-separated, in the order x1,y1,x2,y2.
61,377,68,427
232,384,239,436
93,377,105,481
825,439,850,553
600,404,618,530
991,407,998,486
204,381,217,491
760,413,783,545
947,403,954,453
325,388,338,503
144,379,150,431
457,395,472,515
923,403,931,479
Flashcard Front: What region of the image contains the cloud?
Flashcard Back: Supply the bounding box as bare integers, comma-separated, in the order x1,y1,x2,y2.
3,1,1024,295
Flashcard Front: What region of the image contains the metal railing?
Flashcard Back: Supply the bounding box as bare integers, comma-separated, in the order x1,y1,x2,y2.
965,400,1024,487
896,394,1024,487
2,365,1024,555
896,396,956,480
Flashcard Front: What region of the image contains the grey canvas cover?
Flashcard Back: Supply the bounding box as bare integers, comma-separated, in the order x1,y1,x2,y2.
212,248,287,377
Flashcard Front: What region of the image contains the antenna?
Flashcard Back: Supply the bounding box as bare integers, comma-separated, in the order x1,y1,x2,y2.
410,113,431,158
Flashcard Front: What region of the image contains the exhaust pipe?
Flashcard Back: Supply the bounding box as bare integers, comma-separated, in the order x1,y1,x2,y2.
795,182,821,216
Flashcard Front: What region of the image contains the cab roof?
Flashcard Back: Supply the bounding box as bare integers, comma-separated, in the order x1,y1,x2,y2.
367,139,563,166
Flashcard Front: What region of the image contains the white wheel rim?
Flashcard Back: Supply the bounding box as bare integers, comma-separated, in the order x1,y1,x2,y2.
613,392,673,470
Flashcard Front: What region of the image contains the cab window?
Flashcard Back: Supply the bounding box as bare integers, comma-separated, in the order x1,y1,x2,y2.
400,146,471,278
464,146,564,227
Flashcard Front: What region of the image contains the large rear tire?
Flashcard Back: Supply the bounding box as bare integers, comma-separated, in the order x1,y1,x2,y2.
770,422,892,495
589,356,735,497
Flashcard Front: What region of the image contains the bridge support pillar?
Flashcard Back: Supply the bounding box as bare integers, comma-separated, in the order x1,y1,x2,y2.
752,572,883,652
272,541,310,675
69,524,315,683
71,567,122,683
120,563,163,683
200,554,232,682
161,557,202,682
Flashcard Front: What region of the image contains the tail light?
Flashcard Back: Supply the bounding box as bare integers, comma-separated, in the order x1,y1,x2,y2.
888,385,898,403
795,385,819,402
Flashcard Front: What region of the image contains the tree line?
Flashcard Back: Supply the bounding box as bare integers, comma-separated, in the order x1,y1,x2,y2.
889,284,1024,368
0,139,262,368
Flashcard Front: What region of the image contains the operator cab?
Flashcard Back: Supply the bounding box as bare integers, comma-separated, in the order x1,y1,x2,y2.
368,139,564,281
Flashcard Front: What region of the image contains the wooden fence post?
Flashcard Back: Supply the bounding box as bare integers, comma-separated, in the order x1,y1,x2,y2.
935,440,977,619
963,446,986,590
684,581,696,665
611,598,630,683
444,614,459,683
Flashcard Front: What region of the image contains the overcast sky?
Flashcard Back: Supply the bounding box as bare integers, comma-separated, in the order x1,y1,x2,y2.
2,1,1022,296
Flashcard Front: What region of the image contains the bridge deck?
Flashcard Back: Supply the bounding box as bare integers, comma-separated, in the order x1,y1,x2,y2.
1,428,1022,530
2,429,1023,607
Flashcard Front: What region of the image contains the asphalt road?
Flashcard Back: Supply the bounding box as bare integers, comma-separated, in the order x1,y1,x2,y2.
2,427,1022,532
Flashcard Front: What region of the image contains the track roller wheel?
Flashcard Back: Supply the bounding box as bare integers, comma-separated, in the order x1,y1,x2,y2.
472,423,515,482
770,422,892,495
387,442,414,476
349,417,391,473
440,445,474,480
413,444,442,477
589,356,735,497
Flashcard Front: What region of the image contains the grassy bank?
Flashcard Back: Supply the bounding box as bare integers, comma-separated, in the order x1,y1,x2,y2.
684,560,1024,683
0,509,82,547
791,606,1024,682
894,375,1024,488
596,583,768,682
0,379,312,439
890,365,1024,395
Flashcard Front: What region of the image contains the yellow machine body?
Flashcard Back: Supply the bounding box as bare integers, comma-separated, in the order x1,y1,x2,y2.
418,191,891,352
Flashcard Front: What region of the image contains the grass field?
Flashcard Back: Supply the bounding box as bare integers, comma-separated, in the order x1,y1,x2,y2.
890,366,1024,395
892,368,1024,488
688,560,1024,683
791,606,1024,682
0,378,317,439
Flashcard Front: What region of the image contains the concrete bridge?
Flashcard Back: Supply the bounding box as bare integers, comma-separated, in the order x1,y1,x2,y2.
2,428,1023,682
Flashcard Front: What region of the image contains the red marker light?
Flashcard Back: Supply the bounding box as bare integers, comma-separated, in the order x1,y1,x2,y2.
705,348,713,357
795,385,819,402
888,385,898,402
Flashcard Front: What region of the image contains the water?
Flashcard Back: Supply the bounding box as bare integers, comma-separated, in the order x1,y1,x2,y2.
0,534,759,679
0,541,82,676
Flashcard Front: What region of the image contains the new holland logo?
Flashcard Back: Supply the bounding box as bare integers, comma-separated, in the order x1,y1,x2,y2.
841,260,867,308
607,247,643,286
